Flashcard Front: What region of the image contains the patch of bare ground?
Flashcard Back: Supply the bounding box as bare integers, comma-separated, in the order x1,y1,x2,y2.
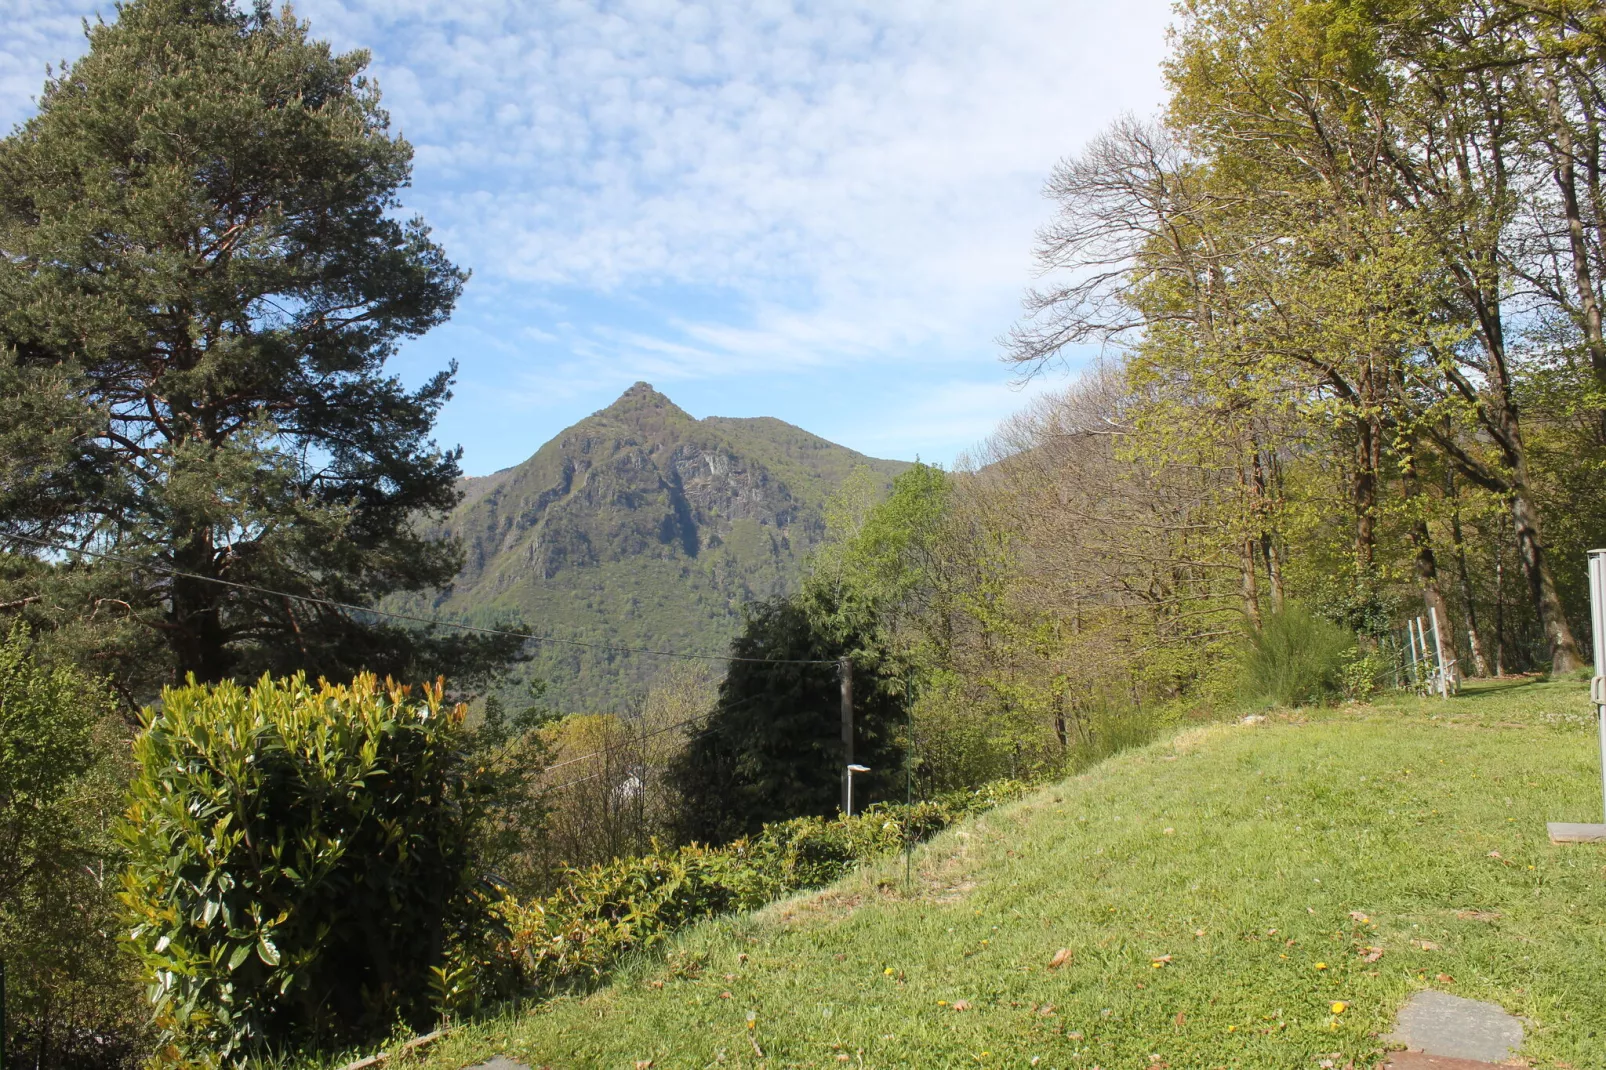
766,888,866,928
919,827,986,904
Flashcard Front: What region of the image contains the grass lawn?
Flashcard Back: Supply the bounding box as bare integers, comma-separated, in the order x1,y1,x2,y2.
414,676,1606,1070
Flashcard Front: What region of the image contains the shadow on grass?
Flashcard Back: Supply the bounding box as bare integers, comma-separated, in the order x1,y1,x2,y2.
1449,676,1547,702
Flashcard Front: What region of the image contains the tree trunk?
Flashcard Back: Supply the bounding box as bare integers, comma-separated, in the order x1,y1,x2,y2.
1493,519,1508,676
1261,532,1285,614
1251,445,1285,613
1352,415,1380,574
1445,472,1490,677
1403,454,1460,680
1542,65,1606,446
1241,537,1262,630
168,529,231,683
1510,487,1582,671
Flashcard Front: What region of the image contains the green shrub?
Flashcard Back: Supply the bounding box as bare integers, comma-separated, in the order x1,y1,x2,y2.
120,673,498,1065
490,778,1033,1000
0,624,143,1070
1341,648,1390,701
1240,605,1358,707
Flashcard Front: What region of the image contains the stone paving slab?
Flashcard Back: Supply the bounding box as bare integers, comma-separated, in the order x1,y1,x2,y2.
1386,1052,1520,1069
1547,821,1606,843
466,1059,532,1070
1388,990,1523,1064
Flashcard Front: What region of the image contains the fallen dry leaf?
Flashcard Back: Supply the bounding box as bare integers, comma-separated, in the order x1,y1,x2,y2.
719,991,732,1000
1348,911,1370,923
952,999,971,1011
1436,973,1455,983
1415,940,1441,951
1037,1003,1056,1017
1359,947,1384,963
1455,910,1501,922
1048,948,1073,969
723,973,737,981
635,1062,653,1069
1174,1011,1186,1027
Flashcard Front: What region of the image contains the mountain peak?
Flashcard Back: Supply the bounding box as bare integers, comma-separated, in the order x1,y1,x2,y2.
596,381,691,422
435,390,911,707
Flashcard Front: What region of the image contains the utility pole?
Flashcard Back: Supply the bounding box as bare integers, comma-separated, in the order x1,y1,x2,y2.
840,656,853,815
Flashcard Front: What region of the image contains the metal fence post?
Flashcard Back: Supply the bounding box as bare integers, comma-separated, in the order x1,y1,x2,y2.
1429,605,1449,699
1547,550,1606,842
1592,550,1606,823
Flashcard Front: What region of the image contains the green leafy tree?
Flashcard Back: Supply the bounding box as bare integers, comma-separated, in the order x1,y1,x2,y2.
667,597,906,845
0,624,141,1070
0,0,519,689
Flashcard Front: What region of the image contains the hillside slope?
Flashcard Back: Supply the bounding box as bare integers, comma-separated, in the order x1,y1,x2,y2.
419,677,1606,1068
399,383,909,708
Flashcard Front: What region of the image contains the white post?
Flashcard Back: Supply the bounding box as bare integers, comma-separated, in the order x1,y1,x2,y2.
1547,552,1606,842
1591,550,1606,822
1406,622,1421,688
1429,605,1449,699
1413,616,1426,690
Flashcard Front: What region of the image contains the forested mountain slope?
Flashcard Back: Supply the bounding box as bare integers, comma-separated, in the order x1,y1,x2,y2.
397,383,908,708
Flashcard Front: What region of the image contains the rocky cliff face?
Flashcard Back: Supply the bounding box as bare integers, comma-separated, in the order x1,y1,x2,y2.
411,383,906,709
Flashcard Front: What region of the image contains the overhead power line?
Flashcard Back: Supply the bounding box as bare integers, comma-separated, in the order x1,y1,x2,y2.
541,711,733,794
534,687,777,785
2,532,837,666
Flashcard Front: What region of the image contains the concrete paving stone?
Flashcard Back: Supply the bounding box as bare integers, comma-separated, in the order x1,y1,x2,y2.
1388,990,1523,1064
1385,1052,1518,1069
464,1058,532,1070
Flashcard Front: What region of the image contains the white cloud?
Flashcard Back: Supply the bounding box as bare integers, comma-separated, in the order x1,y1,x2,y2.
2,0,1172,467
294,0,1171,371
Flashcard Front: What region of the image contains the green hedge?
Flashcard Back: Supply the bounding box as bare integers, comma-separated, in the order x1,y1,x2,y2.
486,781,1031,1001
117,665,1031,1060
120,673,496,1065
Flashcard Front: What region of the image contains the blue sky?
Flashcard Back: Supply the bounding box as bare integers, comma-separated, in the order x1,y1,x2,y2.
3,0,1171,476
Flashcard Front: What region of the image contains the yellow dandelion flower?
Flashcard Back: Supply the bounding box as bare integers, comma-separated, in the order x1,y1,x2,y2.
1331,1001,1348,1014
1315,962,1328,970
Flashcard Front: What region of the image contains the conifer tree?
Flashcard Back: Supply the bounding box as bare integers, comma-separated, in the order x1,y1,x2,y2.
0,0,519,687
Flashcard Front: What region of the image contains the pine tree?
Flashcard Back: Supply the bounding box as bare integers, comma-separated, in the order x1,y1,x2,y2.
0,0,520,688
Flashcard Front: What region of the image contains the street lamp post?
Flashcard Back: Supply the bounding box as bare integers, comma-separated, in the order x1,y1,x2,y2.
846,764,870,817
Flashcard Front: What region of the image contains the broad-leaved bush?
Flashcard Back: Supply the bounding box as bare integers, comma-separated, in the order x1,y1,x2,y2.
120,673,497,1064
